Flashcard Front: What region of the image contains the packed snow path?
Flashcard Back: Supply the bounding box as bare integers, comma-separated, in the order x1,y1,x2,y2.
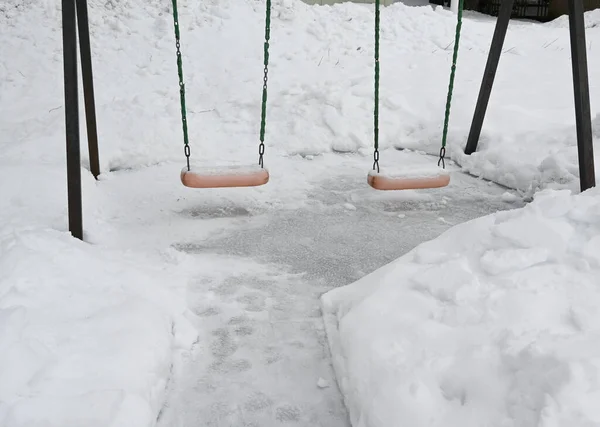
151,159,524,427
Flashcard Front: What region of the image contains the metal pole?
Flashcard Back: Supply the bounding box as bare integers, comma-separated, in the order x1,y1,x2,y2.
76,0,100,179
567,0,596,191
464,0,515,155
62,0,83,240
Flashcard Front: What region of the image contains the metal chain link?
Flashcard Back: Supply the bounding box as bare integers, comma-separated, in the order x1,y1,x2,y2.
171,0,191,171
258,0,272,168
373,149,380,173
437,147,446,168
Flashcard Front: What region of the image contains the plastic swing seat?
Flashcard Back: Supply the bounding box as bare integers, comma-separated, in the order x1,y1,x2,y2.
367,166,450,190
181,164,269,188
170,0,275,191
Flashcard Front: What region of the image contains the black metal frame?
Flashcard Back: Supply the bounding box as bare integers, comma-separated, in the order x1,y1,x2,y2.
464,0,595,192
61,0,100,240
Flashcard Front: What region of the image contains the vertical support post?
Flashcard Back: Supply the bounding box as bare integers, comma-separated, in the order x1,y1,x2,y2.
567,0,595,191
464,0,515,155
76,0,100,179
62,0,83,240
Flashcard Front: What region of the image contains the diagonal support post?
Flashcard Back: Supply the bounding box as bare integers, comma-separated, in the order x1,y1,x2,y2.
76,0,101,180
464,0,514,155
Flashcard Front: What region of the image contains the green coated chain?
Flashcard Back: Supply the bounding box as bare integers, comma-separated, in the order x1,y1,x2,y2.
258,0,272,168
373,0,381,172
171,0,191,170
439,0,465,168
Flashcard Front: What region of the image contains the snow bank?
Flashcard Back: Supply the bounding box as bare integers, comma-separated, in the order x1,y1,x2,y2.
452,113,600,196
0,227,197,427
322,187,600,427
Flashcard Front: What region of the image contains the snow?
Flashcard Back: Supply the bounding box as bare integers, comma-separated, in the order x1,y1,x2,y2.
183,164,267,176
1,0,599,425
0,227,197,427
369,165,449,178
322,188,600,427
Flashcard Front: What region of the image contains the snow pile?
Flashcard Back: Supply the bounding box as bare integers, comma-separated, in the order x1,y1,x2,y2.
0,227,197,427
453,112,600,196
322,187,600,427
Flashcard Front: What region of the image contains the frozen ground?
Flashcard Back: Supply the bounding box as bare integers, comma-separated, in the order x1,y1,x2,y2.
152,154,523,427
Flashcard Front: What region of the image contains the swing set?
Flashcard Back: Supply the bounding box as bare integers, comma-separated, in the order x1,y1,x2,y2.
171,0,465,191
58,0,595,241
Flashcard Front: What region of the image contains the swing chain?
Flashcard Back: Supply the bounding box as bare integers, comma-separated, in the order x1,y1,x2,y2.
171,0,191,171
373,0,381,174
258,0,272,168
440,0,464,170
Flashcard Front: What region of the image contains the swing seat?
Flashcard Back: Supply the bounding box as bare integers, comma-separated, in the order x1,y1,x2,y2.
181,164,269,188
367,166,450,190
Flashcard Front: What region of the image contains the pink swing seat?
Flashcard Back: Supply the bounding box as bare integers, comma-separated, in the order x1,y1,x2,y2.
367,166,450,190
181,164,269,188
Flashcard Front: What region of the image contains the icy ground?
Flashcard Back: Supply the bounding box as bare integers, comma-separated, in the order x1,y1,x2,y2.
149,154,523,427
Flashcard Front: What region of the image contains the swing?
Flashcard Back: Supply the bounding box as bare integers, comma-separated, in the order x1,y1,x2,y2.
170,0,273,189
367,0,463,191
367,167,450,190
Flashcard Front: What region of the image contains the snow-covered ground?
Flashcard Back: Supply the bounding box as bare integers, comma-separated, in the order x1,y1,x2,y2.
0,0,598,425
0,227,197,427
